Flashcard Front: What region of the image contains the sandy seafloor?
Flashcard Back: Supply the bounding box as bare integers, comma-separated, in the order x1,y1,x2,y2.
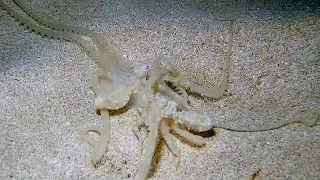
0,0,319,179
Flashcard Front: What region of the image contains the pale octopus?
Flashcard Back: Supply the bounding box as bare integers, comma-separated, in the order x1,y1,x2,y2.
1,1,319,180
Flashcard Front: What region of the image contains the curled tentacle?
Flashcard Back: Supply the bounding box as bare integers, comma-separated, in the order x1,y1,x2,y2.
80,109,111,166
154,20,235,100
171,123,206,147
159,118,181,168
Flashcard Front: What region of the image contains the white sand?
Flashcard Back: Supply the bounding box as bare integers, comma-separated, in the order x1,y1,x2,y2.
1,0,319,179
